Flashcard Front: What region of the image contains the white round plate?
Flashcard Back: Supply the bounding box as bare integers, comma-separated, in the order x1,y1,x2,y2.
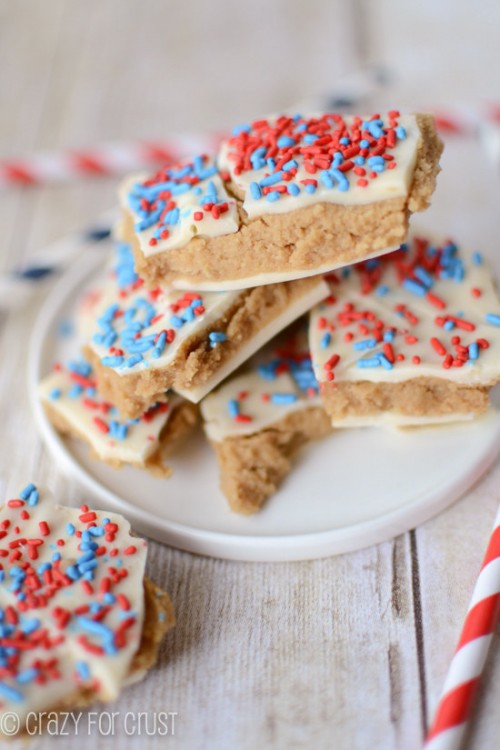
28,234,500,562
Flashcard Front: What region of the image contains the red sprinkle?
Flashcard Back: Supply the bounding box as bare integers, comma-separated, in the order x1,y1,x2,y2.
39,521,50,537
430,337,447,356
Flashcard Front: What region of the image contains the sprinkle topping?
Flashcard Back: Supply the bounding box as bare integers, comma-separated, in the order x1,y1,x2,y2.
0,484,147,716
88,244,239,375
219,112,420,219
38,358,171,465
201,328,320,441
125,155,239,256
309,236,500,385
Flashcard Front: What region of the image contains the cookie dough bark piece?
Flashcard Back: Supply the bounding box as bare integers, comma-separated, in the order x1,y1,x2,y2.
85,244,329,417
38,359,197,475
0,483,174,737
122,111,442,290
309,235,500,427
201,338,332,514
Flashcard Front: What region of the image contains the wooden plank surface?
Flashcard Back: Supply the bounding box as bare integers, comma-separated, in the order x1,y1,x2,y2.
1,2,500,748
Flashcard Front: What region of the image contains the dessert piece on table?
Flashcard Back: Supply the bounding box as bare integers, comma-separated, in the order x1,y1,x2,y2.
84,244,329,417
201,329,331,514
38,358,197,476
120,111,443,290
309,235,500,427
0,482,174,736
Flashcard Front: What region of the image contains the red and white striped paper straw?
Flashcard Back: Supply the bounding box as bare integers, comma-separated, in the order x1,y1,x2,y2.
424,503,500,750
0,133,218,189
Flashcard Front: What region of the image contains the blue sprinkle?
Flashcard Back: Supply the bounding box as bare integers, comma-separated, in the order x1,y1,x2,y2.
303,134,318,144
353,338,378,351
359,139,370,149
282,159,298,171
376,285,390,297
103,593,116,605
305,183,317,194
170,315,184,328
266,191,281,202
68,384,83,399
19,483,36,501
485,313,500,326
151,331,167,359
402,278,426,297
331,169,349,192
472,251,483,266
357,355,382,368
21,617,40,635
443,320,455,331
49,388,62,400
396,125,407,140
250,182,262,200
182,307,195,323
320,171,334,189
277,135,295,148
320,332,332,349
379,354,393,370
101,355,124,367
27,489,39,506
260,172,282,188
77,617,115,641
0,682,24,702
469,342,479,361
232,123,251,136
52,552,61,562
414,266,433,289
68,360,92,377
66,565,81,581
270,393,298,405
287,184,300,196
125,353,143,368
76,661,91,681
16,667,38,684
227,399,239,418
208,332,227,344
366,119,384,138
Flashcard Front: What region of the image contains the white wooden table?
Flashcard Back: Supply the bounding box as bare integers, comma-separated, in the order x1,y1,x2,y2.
2,3,500,748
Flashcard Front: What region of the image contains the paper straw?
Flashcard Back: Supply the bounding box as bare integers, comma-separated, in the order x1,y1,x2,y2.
0,214,114,310
424,503,500,750
0,134,218,189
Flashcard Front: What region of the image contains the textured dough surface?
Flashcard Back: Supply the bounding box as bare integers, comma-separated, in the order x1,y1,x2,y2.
212,407,332,515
